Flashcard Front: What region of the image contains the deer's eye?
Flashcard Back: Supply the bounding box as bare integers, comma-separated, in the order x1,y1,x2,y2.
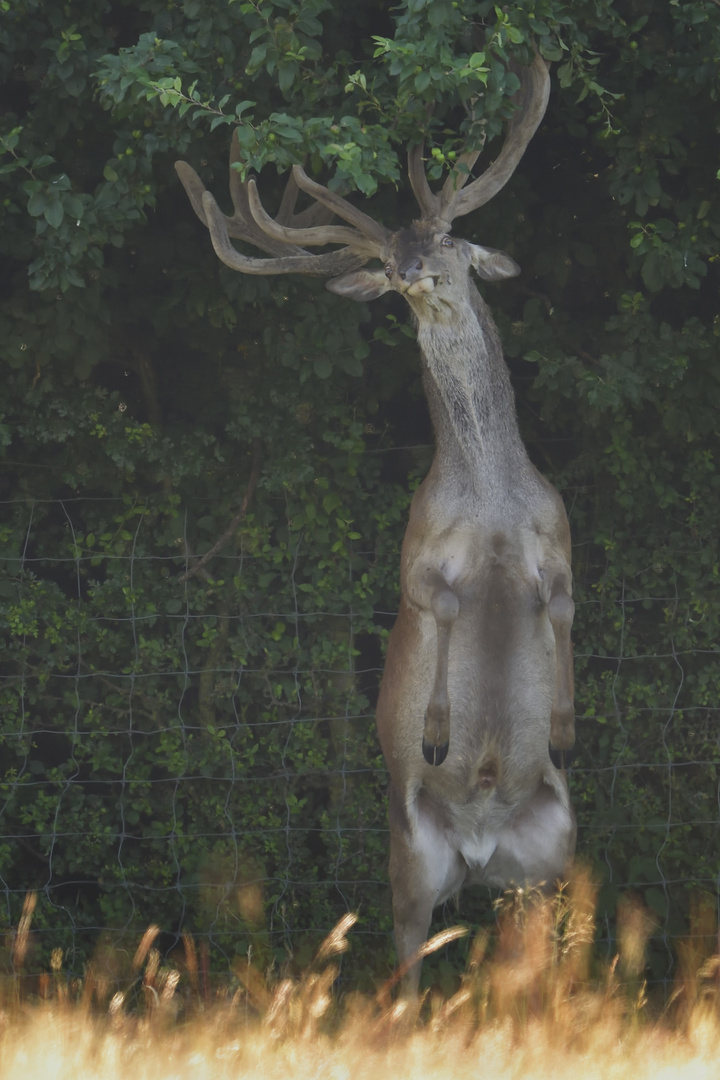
441,236,454,248
384,265,393,278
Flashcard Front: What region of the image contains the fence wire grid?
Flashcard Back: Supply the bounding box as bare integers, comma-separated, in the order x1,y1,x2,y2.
1,495,719,989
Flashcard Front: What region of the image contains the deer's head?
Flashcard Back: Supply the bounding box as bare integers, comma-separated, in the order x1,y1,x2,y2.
326,221,521,322
175,53,549,319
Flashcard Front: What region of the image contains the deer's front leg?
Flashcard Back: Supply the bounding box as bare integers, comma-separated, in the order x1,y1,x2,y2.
544,570,575,769
421,568,459,767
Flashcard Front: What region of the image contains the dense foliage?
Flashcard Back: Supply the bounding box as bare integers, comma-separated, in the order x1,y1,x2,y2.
1,0,718,990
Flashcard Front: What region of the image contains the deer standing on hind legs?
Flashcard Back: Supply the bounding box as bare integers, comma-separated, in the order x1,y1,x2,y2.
176,51,576,996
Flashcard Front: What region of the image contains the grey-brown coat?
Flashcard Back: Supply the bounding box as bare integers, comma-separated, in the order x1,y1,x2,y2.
176,51,576,996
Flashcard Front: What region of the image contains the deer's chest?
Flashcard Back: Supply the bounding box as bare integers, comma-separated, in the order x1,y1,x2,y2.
404,451,562,579
402,494,548,602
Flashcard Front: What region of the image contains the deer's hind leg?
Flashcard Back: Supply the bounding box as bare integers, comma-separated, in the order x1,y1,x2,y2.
388,784,465,996
542,569,575,769
421,569,459,767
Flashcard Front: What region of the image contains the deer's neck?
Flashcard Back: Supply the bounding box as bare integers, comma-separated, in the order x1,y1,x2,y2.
416,288,529,489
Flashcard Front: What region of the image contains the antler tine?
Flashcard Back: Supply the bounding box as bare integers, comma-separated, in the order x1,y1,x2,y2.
275,171,335,229
291,201,336,229
177,129,387,276
200,189,366,277
178,133,375,276
275,166,301,224
175,160,213,229
439,51,550,222
408,143,441,220
175,160,306,258
291,165,391,248
225,139,312,256
439,148,482,200
408,144,485,222
247,180,383,259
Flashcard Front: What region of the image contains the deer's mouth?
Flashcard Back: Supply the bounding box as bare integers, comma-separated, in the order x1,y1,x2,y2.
405,275,439,297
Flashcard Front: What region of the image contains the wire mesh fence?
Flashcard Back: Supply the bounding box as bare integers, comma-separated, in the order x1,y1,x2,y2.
1,494,718,991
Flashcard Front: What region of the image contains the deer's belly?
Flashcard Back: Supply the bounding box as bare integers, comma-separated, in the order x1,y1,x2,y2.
408,778,573,897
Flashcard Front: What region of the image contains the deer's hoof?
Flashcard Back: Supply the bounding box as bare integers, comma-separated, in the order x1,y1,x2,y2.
422,738,449,766
548,741,575,770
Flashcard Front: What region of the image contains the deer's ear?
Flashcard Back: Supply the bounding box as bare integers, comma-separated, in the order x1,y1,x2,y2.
326,268,391,301
469,244,521,281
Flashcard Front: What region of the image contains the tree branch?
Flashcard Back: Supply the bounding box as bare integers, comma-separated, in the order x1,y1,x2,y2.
178,439,262,583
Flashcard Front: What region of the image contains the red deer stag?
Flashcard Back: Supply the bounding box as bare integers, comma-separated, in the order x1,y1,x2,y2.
176,52,576,995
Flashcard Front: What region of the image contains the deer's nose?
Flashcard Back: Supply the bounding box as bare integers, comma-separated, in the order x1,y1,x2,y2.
398,258,424,283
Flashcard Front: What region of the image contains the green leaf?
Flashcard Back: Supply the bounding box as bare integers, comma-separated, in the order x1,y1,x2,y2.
246,43,267,74
27,192,47,217
641,251,666,292
65,195,85,220
313,356,333,378
428,0,449,27
278,61,298,95
540,42,564,61
235,125,256,149
274,124,303,143
44,200,64,228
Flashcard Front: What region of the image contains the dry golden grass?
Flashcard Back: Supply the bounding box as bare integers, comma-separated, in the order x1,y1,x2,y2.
1,875,719,1080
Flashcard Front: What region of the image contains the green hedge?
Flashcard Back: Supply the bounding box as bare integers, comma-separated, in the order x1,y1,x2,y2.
1,0,718,991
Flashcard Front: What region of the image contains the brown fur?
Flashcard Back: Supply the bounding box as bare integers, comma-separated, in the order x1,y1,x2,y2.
331,225,576,994
176,54,574,996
